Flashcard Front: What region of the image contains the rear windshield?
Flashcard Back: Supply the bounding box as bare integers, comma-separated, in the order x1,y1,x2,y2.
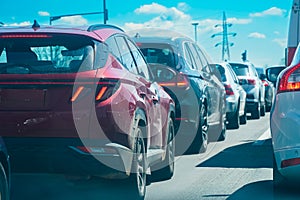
137,43,178,69
229,63,249,76
0,33,103,74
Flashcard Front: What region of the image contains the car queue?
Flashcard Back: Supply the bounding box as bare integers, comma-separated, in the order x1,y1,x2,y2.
0,21,279,199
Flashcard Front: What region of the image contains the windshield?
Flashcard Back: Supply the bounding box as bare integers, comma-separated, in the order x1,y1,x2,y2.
0,34,98,74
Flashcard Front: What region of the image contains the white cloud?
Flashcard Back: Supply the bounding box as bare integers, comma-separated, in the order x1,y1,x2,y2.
227,17,252,25
248,32,266,39
273,38,287,47
8,21,31,26
250,7,286,17
135,3,167,14
125,3,191,36
38,11,50,17
177,2,190,12
60,16,88,25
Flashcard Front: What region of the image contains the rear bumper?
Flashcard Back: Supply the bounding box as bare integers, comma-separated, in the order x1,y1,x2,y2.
3,137,133,176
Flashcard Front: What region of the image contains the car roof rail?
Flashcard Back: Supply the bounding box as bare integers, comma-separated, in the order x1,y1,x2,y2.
87,24,124,32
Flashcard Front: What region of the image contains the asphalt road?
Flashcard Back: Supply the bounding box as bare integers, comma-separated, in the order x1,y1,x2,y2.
9,112,300,200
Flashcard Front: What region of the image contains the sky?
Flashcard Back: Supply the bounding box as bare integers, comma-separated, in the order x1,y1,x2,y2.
0,0,294,67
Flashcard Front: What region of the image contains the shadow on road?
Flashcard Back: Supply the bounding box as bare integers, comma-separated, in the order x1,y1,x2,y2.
196,139,273,168
11,174,140,200
227,180,273,200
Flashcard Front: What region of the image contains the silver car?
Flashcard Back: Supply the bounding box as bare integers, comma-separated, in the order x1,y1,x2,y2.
229,62,266,119
269,44,300,189
215,62,247,129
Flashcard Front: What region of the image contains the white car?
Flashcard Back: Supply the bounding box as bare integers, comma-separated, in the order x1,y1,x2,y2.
270,43,300,188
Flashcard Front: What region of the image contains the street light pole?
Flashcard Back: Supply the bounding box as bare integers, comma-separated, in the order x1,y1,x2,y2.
103,0,108,24
191,22,199,42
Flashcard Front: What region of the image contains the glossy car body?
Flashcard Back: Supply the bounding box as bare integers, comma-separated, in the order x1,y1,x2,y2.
270,44,300,188
215,62,247,129
229,62,266,119
0,24,175,199
132,30,226,154
255,66,274,112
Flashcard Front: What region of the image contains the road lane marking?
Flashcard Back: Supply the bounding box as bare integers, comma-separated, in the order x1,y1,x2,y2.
253,129,271,146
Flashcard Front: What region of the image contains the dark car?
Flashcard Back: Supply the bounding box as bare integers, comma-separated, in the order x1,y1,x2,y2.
215,62,247,129
132,29,226,154
0,138,10,200
266,65,286,86
0,23,176,199
229,62,266,119
255,66,275,112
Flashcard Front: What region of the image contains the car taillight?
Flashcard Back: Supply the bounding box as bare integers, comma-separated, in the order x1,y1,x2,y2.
262,80,269,87
247,79,256,85
95,80,120,102
70,79,120,103
159,73,189,88
278,63,300,93
224,84,234,95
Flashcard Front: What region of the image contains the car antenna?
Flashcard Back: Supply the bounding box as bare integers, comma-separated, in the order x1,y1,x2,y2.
32,20,40,31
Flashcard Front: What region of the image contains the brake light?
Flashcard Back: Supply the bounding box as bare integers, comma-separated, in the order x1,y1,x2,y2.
262,80,269,87
0,34,52,38
159,73,189,88
278,63,300,93
70,86,85,102
95,80,120,102
247,79,256,85
95,86,108,101
224,84,234,95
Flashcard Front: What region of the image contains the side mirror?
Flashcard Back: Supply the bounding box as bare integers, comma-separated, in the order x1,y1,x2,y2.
266,66,285,85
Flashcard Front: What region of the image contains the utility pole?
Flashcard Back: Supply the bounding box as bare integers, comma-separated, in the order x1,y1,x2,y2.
191,22,199,42
211,12,236,61
103,0,108,24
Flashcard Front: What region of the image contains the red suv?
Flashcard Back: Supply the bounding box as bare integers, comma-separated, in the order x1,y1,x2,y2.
0,23,175,199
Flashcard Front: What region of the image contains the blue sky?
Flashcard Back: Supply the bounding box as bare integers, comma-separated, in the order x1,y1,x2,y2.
0,0,293,67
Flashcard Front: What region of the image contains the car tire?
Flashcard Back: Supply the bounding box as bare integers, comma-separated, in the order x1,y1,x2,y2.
128,127,147,200
251,102,260,119
0,162,9,200
187,103,208,154
151,118,175,181
227,106,240,129
218,116,226,141
260,104,266,117
240,106,247,125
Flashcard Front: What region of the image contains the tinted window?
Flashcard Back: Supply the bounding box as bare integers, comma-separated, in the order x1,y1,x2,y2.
137,43,177,69
115,36,138,75
106,36,122,62
184,43,197,70
0,34,99,74
230,63,250,76
126,38,150,79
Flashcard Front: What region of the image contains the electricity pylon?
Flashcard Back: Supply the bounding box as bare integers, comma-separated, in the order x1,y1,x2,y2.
211,11,236,61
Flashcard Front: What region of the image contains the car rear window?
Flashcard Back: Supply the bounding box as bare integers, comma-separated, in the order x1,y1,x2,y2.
229,63,250,76
0,33,104,74
137,43,177,69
